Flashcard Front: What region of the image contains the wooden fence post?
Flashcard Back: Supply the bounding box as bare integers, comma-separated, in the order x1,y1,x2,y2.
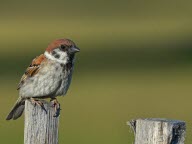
24,100,59,144
128,118,186,144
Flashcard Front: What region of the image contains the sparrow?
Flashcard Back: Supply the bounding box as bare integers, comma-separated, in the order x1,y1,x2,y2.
6,38,80,120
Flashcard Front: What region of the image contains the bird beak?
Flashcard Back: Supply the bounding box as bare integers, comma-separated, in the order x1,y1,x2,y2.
69,47,80,53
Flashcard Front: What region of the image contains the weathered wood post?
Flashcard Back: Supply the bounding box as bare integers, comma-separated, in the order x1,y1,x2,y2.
24,100,59,144
128,118,186,144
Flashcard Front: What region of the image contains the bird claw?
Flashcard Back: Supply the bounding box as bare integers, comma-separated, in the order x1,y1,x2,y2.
50,98,61,117
31,98,43,106
30,98,45,110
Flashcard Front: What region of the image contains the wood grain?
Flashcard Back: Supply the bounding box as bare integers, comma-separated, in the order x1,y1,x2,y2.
24,100,59,144
128,118,186,144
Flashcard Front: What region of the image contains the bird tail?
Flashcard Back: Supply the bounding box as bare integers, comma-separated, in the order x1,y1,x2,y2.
6,97,25,120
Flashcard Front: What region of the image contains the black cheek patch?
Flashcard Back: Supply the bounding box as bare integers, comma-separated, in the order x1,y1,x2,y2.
54,54,60,59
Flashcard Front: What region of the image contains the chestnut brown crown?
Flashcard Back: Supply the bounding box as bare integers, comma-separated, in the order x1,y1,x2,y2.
46,39,79,53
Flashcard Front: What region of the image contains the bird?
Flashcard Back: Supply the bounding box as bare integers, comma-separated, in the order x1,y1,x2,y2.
6,38,80,120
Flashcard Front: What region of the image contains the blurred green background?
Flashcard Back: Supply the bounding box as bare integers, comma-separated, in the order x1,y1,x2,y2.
1,0,192,143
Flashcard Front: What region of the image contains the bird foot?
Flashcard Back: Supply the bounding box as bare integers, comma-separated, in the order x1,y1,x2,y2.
30,98,44,109
50,98,61,117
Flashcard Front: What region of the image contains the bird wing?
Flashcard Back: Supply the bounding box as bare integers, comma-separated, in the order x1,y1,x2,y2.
17,54,47,90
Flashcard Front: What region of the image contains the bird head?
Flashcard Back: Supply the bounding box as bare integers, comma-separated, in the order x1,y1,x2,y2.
44,39,80,64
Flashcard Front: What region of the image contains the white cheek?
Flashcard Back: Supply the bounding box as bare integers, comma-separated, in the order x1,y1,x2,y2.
57,50,68,64
44,50,68,64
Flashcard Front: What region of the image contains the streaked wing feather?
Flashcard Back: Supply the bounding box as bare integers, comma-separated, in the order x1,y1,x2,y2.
17,54,46,90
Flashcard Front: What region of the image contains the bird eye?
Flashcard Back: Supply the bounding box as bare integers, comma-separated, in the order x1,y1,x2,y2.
60,45,66,51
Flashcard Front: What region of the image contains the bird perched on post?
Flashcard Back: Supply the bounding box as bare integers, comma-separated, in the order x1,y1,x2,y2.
6,38,80,120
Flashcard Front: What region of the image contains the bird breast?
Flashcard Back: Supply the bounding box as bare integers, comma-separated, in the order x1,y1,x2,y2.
19,60,73,98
